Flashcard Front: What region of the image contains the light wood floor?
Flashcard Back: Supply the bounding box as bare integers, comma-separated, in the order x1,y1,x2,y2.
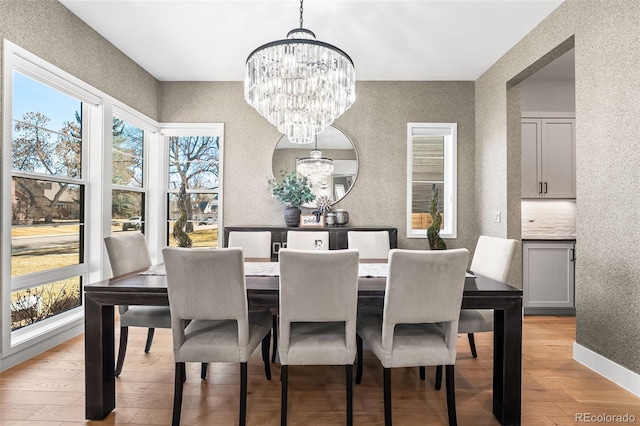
1,316,639,425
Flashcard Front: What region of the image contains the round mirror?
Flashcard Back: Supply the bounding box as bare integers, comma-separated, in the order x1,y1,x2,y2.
272,126,358,208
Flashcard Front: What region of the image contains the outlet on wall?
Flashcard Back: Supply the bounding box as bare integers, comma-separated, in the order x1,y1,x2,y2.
494,212,501,223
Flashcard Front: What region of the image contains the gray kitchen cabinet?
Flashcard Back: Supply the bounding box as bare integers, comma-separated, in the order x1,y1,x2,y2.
523,240,575,315
521,117,576,199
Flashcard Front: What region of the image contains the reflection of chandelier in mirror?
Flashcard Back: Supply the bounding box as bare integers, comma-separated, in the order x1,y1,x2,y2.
244,0,356,145
297,140,334,186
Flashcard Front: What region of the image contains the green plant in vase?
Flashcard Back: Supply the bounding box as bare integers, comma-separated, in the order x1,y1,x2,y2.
428,184,447,250
268,169,316,227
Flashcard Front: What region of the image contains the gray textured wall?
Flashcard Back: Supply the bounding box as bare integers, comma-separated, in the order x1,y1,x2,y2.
475,0,640,373
0,0,159,120
159,81,476,251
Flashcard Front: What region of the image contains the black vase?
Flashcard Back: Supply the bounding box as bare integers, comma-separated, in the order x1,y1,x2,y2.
284,206,301,227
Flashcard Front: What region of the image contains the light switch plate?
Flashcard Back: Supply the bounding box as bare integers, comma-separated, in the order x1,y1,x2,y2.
494,212,501,223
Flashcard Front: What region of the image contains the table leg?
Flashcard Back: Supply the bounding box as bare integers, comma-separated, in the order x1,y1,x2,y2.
85,296,115,420
493,300,523,425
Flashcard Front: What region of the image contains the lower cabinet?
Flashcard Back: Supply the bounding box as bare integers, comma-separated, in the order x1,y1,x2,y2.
523,240,575,315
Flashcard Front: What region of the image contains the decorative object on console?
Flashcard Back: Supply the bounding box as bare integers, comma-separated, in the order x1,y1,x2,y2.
335,209,349,226
428,184,446,250
313,195,332,223
173,183,192,248
244,0,356,145
268,169,316,227
300,214,325,228
325,212,337,226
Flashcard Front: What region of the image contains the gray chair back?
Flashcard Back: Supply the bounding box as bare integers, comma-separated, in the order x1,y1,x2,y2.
382,248,469,354
162,247,251,346
104,232,152,277
286,231,329,250
347,230,390,260
470,236,518,282
228,231,272,260
278,249,359,364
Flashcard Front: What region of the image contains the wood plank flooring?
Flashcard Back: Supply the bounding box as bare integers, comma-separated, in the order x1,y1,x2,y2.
1,316,639,425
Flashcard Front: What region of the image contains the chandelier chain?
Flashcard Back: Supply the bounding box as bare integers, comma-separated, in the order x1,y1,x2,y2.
299,0,304,28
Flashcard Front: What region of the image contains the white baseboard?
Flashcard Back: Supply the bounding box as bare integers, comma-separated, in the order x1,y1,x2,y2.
573,342,640,397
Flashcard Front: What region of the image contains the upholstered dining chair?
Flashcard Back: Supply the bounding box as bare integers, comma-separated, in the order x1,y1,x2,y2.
356,248,469,426
286,230,329,250
459,235,519,357
227,230,279,363
104,233,171,377
163,247,272,426
347,230,390,261
278,248,360,426
227,230,272,261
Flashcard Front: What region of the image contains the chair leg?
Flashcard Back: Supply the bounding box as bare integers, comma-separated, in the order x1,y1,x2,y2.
356,334,363,384
172,362,185,426
435,365,442,390
467,333,478,358
419,366,425,381
281,365,288,426
144,328,155,353
262,330,272,380
114,326,129,377
445,365,457,426
201,363,207,379
271,314,278,363
383,368,392,426
239,362,248,426
345,364,353,426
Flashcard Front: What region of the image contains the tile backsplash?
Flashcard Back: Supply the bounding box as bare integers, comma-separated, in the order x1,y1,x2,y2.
521,200,576,239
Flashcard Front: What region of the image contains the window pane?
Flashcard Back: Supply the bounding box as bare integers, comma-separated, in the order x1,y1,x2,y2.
168,136,220,190
167,192,219,248
11,177,83,276
407,124,456,238
11,277,82,331
113,118,143,187
12,71,82,178
411,182,445,230
112,190,144,233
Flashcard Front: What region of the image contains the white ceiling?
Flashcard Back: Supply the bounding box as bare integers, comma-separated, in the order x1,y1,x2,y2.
59,0,565,82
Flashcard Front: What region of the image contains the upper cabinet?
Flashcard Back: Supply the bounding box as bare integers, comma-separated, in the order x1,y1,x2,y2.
521,117,575,199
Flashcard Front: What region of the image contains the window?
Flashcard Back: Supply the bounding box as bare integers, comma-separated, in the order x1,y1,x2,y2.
407,123,457,239
111,116,145,234
8,70,87,334
162,125,224,248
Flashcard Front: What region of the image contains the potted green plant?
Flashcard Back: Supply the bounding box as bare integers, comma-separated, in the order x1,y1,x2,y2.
428,184,447,250
268,169,316,227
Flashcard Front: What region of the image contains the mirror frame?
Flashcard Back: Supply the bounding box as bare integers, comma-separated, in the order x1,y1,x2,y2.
272,125,359,208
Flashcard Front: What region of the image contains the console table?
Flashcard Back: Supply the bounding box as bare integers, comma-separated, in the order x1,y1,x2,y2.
223,226,398,261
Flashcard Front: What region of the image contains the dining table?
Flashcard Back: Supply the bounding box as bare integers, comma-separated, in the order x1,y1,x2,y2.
84,261,523,425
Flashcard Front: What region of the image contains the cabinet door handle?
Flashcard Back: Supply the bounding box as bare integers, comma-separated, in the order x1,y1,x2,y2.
570,248,575,262
539,182,543,194
544,182,548,194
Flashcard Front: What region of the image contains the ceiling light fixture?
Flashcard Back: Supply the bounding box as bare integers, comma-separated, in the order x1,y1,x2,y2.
296,138,334,186
244,0,356,144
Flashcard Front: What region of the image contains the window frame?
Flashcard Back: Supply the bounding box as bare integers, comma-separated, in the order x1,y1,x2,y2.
160,124,225,249
406,122,457,240
1,40,160,366
2,41,100,349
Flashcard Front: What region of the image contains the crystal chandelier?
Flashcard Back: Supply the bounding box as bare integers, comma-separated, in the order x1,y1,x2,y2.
244,0,356,144
297,139,334,186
